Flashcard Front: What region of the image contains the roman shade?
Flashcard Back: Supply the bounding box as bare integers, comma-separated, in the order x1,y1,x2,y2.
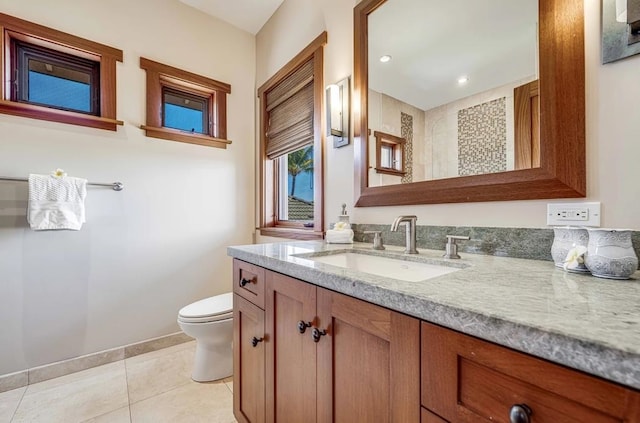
265,59,314,159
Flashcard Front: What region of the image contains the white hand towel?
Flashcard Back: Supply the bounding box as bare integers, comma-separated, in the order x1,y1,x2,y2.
325,229,354,244
28,174,87,231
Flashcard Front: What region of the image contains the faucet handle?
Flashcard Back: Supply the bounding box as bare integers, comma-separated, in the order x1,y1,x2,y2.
364,231,385,250
443,235,470,259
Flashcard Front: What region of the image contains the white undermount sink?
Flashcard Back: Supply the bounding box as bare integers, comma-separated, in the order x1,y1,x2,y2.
298,250,466,282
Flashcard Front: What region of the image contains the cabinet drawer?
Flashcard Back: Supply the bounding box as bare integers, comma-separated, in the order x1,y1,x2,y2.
233,259,265,308
421,322,640,423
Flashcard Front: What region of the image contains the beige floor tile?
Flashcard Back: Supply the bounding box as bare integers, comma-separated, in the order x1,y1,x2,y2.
125,342,196,403
130,381,235,423
223,377,233,394
12,362,128,423
0,387,25,423
82,406,131,423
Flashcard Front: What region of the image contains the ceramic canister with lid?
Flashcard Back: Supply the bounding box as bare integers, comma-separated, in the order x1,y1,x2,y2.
584,229,638,279
550,226,589,271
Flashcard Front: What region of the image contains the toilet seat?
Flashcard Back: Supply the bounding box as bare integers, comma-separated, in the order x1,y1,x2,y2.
178,292,233,324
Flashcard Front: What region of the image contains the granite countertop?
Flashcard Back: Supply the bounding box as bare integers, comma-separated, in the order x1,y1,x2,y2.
227,241,640,390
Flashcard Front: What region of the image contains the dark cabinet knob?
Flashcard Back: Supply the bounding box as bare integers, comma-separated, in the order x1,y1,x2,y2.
297,320,312,334
239,277,253,287
312,327,327,343
509,404,532,423
251,336,263,347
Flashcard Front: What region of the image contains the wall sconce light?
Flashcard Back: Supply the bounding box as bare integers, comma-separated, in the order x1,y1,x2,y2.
615,0,640,44
326,77,350,148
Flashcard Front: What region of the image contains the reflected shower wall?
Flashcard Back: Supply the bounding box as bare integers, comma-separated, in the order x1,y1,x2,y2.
368,75,536,187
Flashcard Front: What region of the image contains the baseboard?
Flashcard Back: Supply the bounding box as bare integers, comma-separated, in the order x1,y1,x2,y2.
0,331,192,393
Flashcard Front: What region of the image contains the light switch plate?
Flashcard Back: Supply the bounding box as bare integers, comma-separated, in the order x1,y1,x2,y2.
547,202,601,227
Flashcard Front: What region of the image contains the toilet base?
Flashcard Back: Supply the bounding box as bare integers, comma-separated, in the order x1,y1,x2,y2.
192,341,233,382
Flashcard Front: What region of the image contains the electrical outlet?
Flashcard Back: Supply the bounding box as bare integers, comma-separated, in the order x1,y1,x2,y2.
547,202,601,227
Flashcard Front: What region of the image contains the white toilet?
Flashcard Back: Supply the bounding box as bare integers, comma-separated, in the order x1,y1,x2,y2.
177,292,233,382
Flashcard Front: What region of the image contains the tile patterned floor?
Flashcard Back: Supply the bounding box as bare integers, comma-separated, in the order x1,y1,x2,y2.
0,341,237,423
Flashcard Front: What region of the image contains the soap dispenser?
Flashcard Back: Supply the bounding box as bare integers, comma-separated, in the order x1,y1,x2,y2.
337,203,351,228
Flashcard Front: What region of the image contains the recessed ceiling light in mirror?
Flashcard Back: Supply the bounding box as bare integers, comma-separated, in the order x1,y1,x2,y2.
379,55,392,63
457,76,469,85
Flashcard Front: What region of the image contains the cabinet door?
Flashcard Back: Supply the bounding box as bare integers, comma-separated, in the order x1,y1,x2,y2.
421,322,640,423
266,271,317,423
233,294,265,423
316,288,420,423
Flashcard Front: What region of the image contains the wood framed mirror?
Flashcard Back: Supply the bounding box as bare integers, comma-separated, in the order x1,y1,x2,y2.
353,0,585,206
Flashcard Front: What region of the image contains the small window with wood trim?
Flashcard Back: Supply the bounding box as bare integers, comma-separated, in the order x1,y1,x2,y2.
258,32,326,240
140,57,231,149
13,40,100,115
0,13,123,130
374,130,406,176
163,88,208,134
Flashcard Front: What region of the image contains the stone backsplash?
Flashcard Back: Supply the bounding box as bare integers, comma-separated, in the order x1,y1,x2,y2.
351,224,640,264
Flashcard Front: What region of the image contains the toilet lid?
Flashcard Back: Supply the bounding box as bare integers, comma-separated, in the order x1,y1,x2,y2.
179,292,233,319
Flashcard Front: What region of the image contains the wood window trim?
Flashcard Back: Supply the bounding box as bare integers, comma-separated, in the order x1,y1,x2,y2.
13,40,101,116
140,57,231,149
0,13,123,131
373,130,406,177
258,31,327,240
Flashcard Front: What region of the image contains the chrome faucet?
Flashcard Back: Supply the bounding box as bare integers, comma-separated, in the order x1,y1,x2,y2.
390,215,418,254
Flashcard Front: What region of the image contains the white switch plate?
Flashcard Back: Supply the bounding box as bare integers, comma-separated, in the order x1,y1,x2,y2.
546,202,601,227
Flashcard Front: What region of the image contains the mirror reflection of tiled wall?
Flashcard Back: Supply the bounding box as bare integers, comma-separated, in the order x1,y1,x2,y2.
457,97,507,177
368,75,537,186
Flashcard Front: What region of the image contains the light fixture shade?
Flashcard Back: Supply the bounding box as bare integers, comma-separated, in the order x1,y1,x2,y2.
325,77,350,148
328,84,341,133
616,0,627,23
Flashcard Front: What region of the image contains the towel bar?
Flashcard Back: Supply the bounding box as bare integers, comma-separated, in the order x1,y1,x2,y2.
0,176,124,191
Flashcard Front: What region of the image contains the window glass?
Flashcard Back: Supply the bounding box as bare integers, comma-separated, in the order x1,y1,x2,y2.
14,41,99,115
278,146,314,223
394,145,403,170
381,144,392,168
163,89,208,134
28,64,91,112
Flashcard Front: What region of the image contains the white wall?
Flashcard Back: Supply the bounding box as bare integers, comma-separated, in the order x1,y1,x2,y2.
256,0,640,230
0,0,255,374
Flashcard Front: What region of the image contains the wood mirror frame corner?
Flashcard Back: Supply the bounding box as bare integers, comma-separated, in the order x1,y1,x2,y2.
353,0,585,207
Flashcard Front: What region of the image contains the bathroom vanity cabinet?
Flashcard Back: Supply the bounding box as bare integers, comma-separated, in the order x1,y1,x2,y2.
232,259,419,423
232,259,640,423
421,322,640,422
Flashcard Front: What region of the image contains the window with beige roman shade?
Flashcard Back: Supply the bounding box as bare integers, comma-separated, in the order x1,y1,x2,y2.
265,60,314,159
258,32,326,240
